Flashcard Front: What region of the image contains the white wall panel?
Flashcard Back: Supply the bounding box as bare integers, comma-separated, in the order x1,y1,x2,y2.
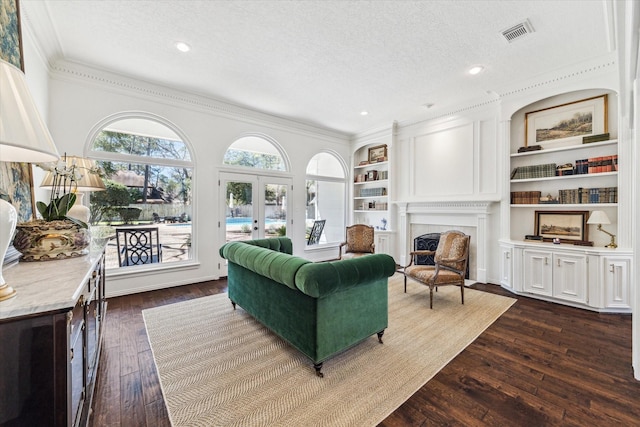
411,124,473,197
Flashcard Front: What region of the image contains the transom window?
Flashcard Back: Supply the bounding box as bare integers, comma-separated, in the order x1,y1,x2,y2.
223,136,285,171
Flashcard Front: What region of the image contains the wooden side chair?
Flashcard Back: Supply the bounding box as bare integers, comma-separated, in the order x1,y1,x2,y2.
116,227,163,266
338,224,375,259
401,230,470,309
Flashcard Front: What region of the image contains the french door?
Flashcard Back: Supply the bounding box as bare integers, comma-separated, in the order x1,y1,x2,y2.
219,172,291,275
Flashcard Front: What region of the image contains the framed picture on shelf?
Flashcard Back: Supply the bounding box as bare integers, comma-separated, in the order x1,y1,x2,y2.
534,210,589,243
525,94,608,148
368,144,387,163
366,170,377,181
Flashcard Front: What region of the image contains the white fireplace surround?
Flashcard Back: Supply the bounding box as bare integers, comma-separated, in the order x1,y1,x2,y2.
396,201,495,283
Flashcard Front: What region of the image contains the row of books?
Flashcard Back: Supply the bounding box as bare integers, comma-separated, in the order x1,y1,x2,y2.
573,155,618,174
354,170,388,183
512,155,618,180
511,187,618,204
558,187,618,204
358,187,387,197
356,201,388,210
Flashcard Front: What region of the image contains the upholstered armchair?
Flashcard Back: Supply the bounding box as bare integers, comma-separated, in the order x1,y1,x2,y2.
338,224,375,260
401,230,470,309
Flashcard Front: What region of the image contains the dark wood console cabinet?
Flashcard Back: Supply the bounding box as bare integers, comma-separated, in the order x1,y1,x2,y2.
0,245,106,427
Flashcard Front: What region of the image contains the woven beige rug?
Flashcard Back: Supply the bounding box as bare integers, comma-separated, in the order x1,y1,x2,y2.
143,274,515,426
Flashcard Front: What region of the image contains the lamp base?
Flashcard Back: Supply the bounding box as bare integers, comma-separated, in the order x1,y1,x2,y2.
0,283,16,301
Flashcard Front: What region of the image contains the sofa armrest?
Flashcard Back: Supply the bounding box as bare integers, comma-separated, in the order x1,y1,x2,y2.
295,254,396,297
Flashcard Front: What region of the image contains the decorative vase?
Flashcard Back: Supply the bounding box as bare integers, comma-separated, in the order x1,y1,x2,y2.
67,192,91,224
13,219,90,262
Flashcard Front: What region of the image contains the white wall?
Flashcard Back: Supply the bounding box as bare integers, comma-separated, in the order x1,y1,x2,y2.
43,61,350,296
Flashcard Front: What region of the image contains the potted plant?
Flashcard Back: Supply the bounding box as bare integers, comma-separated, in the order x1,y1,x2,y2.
12,158,97,261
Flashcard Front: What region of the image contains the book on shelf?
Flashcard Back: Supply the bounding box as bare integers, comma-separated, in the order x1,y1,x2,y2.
558,187,617,204
556,163,574,176
587,155,617,173
511,163,556,180
359,187,387,197
510,191,542,204
583,133,610,144
517,145,542,153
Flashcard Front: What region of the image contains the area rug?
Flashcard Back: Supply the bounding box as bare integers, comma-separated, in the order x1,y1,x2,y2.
143,274,515,426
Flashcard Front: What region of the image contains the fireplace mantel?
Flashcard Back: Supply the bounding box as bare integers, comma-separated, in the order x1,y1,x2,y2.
395,200,496,283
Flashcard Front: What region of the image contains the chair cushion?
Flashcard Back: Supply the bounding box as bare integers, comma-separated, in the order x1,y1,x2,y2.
405,265,464,285
345,226,374,253
435,233,467,271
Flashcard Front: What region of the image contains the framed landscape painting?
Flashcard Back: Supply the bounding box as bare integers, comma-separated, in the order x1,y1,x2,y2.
525,95,608,148
534,210,589,243
0,0,24,71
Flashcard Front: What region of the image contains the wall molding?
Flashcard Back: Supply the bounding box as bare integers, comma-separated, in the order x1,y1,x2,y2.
49,60,351,144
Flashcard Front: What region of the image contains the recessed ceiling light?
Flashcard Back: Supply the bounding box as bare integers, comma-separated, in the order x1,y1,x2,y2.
468,66,484,75
360,111,369,116
175,42,191,52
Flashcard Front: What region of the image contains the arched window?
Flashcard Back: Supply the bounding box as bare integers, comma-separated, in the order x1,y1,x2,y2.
88,116,194,270
306,152,346,244
223,136,286,171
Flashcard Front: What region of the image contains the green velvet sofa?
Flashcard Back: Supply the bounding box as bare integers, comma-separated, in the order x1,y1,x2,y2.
219,237,396,377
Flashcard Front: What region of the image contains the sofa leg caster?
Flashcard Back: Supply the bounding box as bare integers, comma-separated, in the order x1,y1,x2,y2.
377,330,384,344
314,363,324,377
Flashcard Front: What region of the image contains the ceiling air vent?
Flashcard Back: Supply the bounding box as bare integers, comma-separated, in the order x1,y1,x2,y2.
501,19,534,43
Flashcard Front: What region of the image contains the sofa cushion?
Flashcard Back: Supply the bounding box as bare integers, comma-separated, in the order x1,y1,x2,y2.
220,241,309,289
295,254,396,298
240,237,293,254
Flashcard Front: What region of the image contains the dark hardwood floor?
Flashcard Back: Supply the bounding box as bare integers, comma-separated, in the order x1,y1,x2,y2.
90,280,640,426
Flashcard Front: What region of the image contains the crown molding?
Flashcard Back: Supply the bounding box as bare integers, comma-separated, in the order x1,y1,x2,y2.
48,59,351,144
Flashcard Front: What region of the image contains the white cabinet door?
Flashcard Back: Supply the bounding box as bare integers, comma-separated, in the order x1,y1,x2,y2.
603,256,631,309
375,231,393,258
499,245,513,290
552,253,587,304
523,249,553,296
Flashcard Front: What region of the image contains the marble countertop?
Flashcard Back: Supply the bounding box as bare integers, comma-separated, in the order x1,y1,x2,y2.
0,244,105,321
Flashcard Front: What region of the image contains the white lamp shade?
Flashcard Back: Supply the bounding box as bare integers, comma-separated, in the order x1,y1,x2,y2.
0,60,60,299
587,210,610,225
0,59,59,163
40,156,106,192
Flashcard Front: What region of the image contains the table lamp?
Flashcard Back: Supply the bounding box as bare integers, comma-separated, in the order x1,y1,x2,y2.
0,59,60,301
587,210,617,248
40,155,106,223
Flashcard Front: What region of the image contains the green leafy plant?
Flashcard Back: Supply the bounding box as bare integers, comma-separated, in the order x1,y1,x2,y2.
36,192,83,225
35,158,97,228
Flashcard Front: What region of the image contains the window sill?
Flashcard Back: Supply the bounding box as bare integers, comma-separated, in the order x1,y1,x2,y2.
304,241,341,252
106,259,201,278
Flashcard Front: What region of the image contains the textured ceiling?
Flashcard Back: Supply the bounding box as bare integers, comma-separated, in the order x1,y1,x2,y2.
21,0,613,135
